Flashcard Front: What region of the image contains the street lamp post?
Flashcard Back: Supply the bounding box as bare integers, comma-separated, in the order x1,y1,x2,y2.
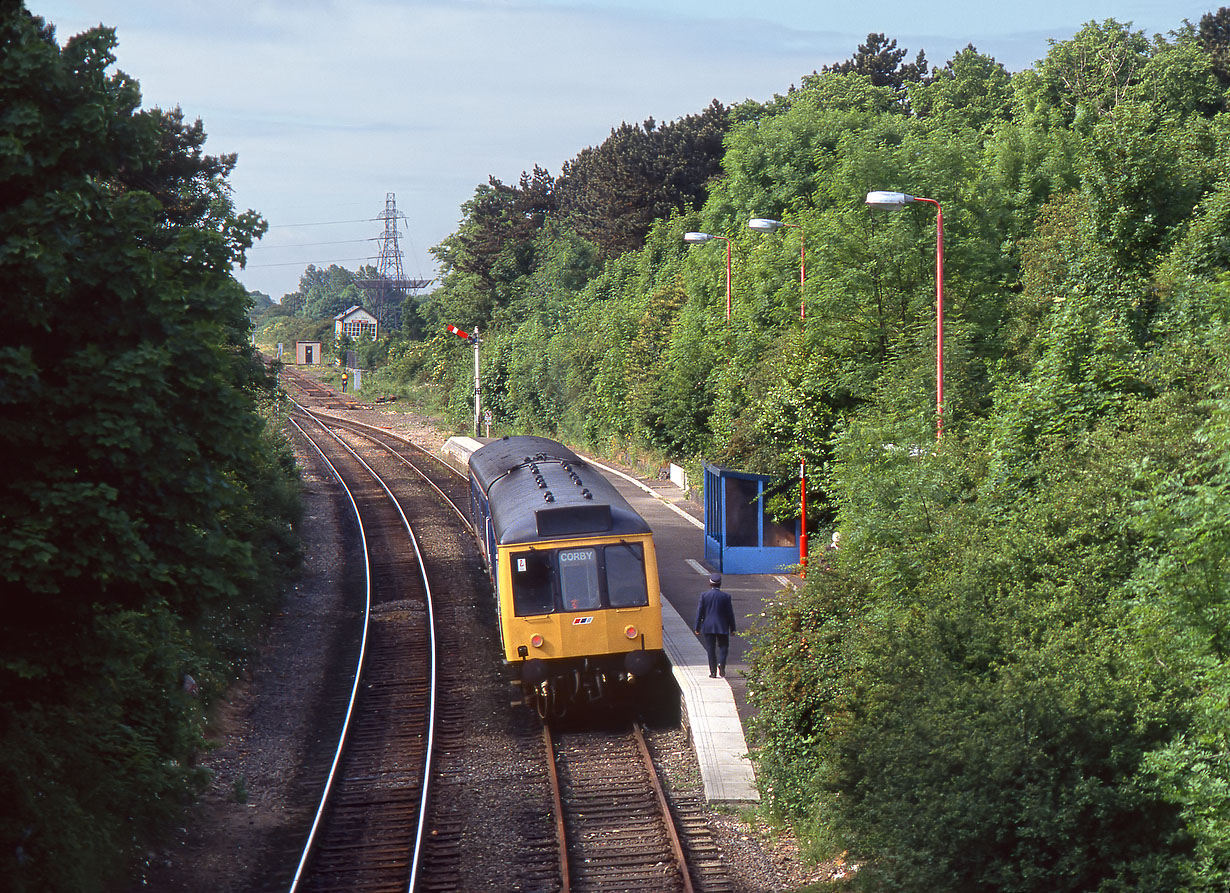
683,231,733,321
748,216,809,574
864,191,945,440
747,218,805,321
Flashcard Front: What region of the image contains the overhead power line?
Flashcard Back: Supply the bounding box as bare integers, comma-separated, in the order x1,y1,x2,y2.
246,256,375,269
249,238,376,251
265,218,376,228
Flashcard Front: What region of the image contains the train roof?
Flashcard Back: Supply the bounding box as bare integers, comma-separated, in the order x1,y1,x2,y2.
469,436,652,545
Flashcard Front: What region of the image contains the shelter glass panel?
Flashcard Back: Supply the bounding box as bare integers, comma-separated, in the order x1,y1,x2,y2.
705,466,722,545
724,476,760,548
765,514,795,548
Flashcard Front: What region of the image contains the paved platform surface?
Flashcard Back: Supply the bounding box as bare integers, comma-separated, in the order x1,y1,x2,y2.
591,459,796,804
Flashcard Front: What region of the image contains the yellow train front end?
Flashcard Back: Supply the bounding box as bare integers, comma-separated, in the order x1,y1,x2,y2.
467,435,667,718
497,533,664,698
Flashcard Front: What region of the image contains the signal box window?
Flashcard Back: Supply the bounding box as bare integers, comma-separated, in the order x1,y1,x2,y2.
511,551,553,616
558,547,601,612
605,543,648,607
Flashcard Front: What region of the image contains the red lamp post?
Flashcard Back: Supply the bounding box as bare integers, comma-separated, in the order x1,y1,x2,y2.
683,231,733,321
748,218,805,321
865,191,945,441
748,216,809,573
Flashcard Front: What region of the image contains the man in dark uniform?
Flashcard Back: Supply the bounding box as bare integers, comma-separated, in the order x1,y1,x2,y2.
694,573,736,678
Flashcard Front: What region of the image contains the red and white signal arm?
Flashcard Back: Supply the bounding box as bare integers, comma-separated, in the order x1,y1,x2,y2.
446,323,472,341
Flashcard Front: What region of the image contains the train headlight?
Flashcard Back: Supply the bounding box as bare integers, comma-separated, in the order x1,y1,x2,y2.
624,625,638,639
530,634,545,649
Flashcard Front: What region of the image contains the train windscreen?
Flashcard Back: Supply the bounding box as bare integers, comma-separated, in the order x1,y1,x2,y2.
559,547,601,611
510,543,650,615
511,551,554,615
605,543,648,607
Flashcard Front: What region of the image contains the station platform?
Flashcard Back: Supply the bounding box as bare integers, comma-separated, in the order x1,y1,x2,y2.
589,458,796,804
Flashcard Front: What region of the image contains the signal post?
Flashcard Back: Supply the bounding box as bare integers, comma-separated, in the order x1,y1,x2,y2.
446,323,482,438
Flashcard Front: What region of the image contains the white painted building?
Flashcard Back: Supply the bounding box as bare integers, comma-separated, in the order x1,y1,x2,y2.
334,305,378,341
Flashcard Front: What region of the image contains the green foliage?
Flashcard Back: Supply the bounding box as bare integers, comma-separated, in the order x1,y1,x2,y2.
819,32,929,92
1081,101,1220,267
1123,326,1230,886
427,168,556,329
909,44,1014,132
1,603,213,891
738,16,1230,890
247,289,274,320
279,263,373,321
1200,7,1230,86
750,393,1208,889
0,7,299,888
374,16,1230,887
254,314,333,357
1016,20,1152,126
707,74,903,226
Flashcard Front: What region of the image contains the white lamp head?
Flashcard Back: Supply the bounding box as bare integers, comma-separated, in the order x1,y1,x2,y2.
684,232,715,243
748,217,784,232
865,191,915,210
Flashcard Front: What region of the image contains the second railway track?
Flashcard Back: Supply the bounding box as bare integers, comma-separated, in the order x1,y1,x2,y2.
287,410,439,891
294,406,565,891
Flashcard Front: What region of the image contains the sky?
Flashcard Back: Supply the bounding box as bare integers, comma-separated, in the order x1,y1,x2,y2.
32,0,1211,301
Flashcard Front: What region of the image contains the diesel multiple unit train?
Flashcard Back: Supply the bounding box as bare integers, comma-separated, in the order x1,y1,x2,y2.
456,435,666,717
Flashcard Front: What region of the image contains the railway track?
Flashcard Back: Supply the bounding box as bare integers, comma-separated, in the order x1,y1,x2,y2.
279,364,376,412
313,416,472,517
286,411,439,892
296,407,562,891
307,414,475,891
543,722,693,892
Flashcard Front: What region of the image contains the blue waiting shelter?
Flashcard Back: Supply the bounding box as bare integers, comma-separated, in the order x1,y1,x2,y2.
703,464,799,574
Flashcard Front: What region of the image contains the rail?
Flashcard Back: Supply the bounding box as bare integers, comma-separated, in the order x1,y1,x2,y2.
285,409,440,892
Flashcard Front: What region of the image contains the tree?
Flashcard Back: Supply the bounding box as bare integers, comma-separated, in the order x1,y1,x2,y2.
115,106,244,233
284,263,365,320
1199,6,1230,84
909,44,1013,131
555,101,729,257
1014,19,1152,126
426,165,556,327
247,289,274,320
821,32,929,91
0,8,298,888
1081,100,1218,268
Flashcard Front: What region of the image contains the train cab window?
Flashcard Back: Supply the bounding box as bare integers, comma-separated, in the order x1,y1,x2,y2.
558,547,601,612
511,551,554,616
604,543,649,607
